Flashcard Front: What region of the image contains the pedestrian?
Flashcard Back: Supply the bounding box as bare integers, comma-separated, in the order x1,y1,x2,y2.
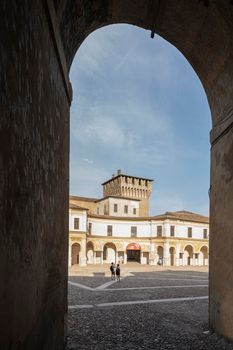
116,264,120,282
110,262,115,280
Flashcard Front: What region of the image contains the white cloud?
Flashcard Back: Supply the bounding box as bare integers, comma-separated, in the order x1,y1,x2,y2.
81,158,93,164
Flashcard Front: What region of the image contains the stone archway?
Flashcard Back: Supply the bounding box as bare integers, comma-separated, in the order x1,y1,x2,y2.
71,243,81,265
2,1,233,347
157,246,164,265
200,246,209,266
87,241,94,264
103,242,116,263
126,243,141,263
184,245,194,266
169,247,176,266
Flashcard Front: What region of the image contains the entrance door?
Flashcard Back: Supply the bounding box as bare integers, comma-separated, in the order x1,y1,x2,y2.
127,250,140,262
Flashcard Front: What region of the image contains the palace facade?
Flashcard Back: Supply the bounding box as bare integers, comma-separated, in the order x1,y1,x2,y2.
69,170,209,267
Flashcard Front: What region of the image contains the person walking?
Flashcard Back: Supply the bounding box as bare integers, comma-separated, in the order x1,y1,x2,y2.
110,262,115,280
116,264,120,282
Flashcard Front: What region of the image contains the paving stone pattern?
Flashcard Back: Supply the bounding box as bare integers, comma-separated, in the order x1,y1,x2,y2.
68,267,233,349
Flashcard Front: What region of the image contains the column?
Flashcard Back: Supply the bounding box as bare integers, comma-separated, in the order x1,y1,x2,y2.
140,250,143,264
80,239,87,266
175,243,180,266
100,251,103,264
154,246,159,265
68,241,72,268
163,242,170,266
124,251,127,264
93,251,96,264
191,253,194,266
149,243,156,265
115,251,118,264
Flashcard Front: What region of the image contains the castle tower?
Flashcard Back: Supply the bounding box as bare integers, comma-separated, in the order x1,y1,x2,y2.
102,170,153,216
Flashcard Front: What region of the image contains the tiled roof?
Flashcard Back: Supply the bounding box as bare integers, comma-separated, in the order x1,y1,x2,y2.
69,203,89,211
69,195,99,202
153,210,209,224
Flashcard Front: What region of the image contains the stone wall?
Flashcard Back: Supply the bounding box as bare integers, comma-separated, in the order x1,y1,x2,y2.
0,1,69,349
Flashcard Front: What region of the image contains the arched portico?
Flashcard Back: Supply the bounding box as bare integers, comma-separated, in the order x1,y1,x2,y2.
87,241,94,264
126,243,141,263
71,243,81,265
169,247,176,266
157,246,164,265
2,1,233,347
103,242,116,263
183,245,194,266
200,246,209,266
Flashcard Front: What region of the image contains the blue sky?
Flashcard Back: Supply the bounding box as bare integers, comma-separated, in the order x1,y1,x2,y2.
69,24,211,216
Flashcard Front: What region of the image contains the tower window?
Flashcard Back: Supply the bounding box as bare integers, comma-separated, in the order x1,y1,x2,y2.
114,204,118,213
133,208,136,215
124,205,128,214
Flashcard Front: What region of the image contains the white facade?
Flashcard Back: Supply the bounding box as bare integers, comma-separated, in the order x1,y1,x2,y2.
69,209,209,267
69,208,87,232
88,216,209,240
97,196,140,217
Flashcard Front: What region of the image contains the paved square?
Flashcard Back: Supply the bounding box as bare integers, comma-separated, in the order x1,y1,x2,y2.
68,265,233,349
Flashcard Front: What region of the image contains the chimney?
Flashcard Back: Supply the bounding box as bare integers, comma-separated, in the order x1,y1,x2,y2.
117,169,121,175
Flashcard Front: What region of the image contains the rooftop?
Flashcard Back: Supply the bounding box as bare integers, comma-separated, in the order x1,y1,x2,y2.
153,210,209,224
95,195,141,202
102,172,154,186
69,203,89,211
70,195,99,203
88,210,209,223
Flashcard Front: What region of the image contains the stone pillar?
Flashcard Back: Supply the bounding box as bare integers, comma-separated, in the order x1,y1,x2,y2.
149,243,156,265
68,242,72,268
192,254,195,266
209,122,233,341
100,251,103,264
175,244,180,266
124,252,127,264
93,251,96,264
181,253,185,266
140,250,143,264
115,251,118,264
163,242,170,266
80,239,87,266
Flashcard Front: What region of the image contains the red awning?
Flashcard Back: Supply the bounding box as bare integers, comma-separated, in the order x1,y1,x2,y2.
126,243,141,251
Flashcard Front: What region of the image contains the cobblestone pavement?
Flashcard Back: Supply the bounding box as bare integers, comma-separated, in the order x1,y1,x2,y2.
67,264,233,349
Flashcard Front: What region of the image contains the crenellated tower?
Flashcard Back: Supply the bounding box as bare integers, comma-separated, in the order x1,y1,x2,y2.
102,170,153,216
